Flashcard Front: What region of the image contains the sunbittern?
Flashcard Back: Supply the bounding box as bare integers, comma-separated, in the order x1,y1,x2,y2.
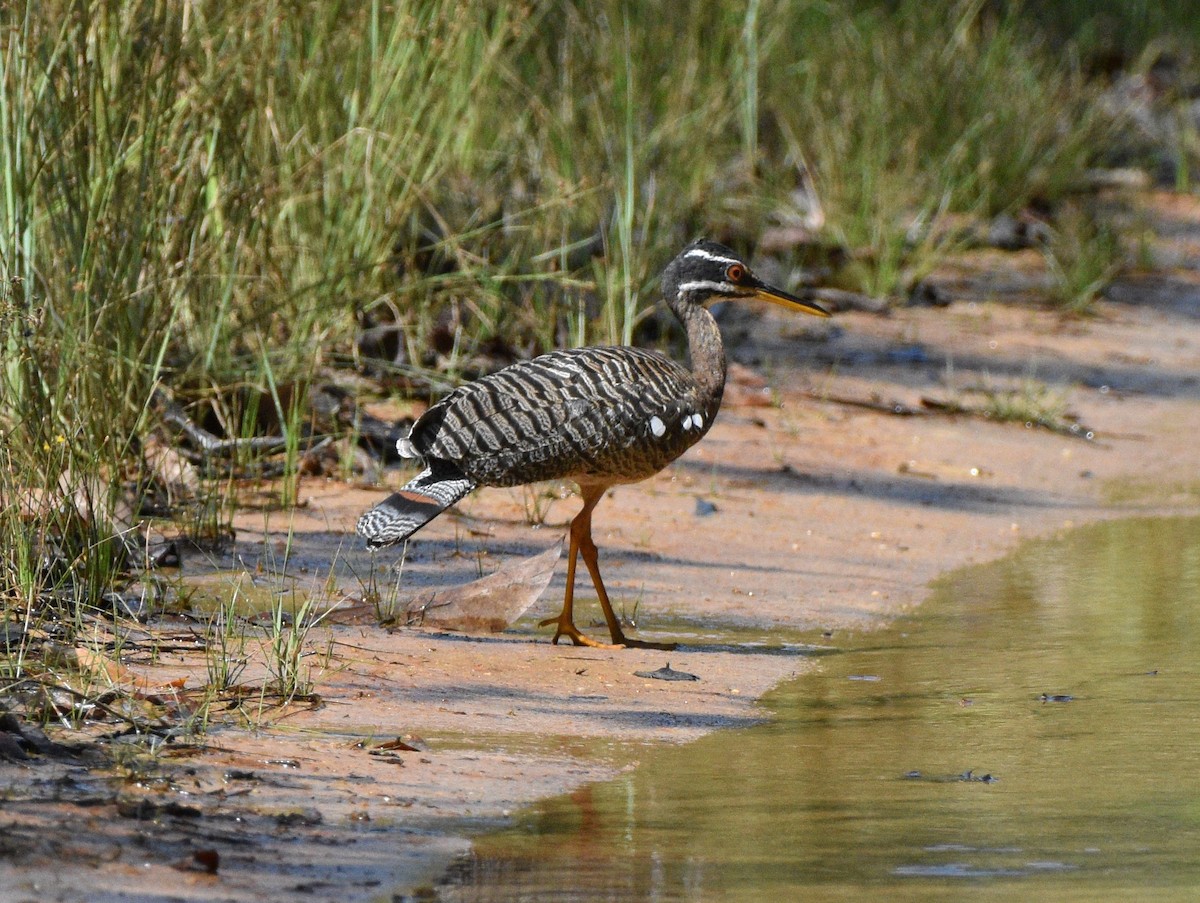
357,240,830,648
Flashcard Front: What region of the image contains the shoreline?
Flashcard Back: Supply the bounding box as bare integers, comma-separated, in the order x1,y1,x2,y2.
5,200,1200,901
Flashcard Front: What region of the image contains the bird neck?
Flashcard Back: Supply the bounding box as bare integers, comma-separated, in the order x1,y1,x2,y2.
677,301,726,414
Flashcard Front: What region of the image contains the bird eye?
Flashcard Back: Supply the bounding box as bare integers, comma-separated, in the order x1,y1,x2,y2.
726,264,746,282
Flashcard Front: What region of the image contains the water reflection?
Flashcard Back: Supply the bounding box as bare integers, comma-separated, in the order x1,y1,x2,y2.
436,516,1200,901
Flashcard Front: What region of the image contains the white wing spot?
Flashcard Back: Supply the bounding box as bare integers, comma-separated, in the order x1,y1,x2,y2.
396,436,419,458
649,415,666,438
692,413,704,430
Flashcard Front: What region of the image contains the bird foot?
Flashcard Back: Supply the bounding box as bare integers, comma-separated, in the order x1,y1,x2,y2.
538,615,624,649
537,615,677,650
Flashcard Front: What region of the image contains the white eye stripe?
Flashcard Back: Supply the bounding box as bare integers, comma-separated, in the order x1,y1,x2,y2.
677,279,738,295
684,248,743,266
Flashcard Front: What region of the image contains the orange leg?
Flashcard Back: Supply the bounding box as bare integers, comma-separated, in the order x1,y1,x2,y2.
539,485,618,648
539,484,676,650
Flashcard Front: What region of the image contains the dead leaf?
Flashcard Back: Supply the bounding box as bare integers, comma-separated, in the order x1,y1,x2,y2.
143,433,201,496
634,663,700,682
325,600,381,626
173,847,221,873
402,542,562,633
373,736,423,752
51,645,133,684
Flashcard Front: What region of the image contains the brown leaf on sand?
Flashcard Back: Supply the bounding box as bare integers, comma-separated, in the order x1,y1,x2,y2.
403,541,562,633
52,645,134,684
326,599,382,626
373,735,425,752
634,663,700,682
143,434,201,496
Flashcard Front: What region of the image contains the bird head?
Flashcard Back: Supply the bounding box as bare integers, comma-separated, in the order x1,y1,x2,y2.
662,239,830,318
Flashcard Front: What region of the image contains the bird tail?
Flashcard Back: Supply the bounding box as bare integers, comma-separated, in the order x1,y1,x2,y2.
356,462,475,548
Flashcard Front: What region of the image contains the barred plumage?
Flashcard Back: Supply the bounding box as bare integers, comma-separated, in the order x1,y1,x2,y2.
412,346,714,487
357,461,475,548
358,239,829,648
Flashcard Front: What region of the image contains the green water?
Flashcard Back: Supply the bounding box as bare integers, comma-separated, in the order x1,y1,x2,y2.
434,516,1200,902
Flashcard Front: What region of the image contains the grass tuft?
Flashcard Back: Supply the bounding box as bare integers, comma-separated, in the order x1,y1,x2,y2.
1044,202,1125,313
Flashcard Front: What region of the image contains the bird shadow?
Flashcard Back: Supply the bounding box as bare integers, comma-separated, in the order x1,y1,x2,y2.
676,458,1089,513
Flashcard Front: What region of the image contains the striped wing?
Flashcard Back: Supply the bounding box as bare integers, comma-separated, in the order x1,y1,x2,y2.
410,346,709,487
